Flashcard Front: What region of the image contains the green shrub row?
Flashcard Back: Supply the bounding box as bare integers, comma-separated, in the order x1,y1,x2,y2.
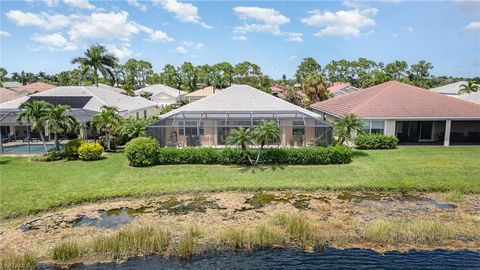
354,134,399,149
125,138,352,167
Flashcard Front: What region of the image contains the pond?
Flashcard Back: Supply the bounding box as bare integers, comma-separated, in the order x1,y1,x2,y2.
66,248,480,270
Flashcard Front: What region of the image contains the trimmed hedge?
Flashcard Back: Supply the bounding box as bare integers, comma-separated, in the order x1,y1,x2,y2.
354,134,399,150
64,139,84,160
151,146,352,166
125,137,159,167
78,142,104,161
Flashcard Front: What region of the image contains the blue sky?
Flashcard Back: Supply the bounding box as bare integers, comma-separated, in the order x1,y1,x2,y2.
1,0,479,79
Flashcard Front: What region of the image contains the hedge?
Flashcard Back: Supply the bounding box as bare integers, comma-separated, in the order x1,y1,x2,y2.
125,137,159,167
354,134,399,149
150,146,352,166
64,139,84,160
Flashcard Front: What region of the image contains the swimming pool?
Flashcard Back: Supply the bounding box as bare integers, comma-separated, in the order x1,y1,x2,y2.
1,144,63,154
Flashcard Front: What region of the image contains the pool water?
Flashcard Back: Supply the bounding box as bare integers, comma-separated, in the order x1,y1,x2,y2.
1,144,62,154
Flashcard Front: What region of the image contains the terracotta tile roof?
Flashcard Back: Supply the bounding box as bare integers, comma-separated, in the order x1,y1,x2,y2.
15,82,56,94
271,85,287,94
311,81,480,118
0,87,27,103
185,86,222,97
327,82,351,93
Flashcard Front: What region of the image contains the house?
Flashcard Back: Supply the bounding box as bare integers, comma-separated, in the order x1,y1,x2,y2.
0,85,160,140
310,81,480,146
14,82,56,95
430,81,467,96
135,84,186,106
328,82,360,97
2,81,22,90
0,87,26,103
271,84,288,98
185,86,222,103
147,85,332,147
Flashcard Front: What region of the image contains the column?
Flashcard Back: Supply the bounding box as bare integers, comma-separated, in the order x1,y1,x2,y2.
444,120,451,146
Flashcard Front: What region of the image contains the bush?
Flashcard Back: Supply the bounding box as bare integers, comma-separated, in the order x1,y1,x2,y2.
125,137,159,167
354,134,399,149
154,145,352,166
78,142,104,161
32,149,64,162
64,139,84,160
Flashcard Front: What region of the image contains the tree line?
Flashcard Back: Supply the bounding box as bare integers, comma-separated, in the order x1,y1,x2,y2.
1,44,478,96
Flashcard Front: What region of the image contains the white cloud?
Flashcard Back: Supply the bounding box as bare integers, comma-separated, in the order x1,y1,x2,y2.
288,55,297,60
233,6,290,35
31,33,78,51
404,26,414,33
105,44,134,59
149,30,174,43
68,11,143,42
464,21,480,31
175,46,187,54
153,0,211,29
6,10,71,30
301,8,377,37
63,0,95,10
233,35,247,41
286,32,303,42
128,0,147,12
0,31,12,38
44,0,60,7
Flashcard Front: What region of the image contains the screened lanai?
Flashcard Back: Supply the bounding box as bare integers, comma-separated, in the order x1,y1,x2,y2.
147,85,332,147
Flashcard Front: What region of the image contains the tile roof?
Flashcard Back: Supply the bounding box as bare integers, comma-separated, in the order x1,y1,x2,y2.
135,84,186,97
14,82,56,94
430,81,467,95
2,81,22,88
310,81,480,118
454,92,480,104
327,82,351,93
161,84,321,119
0,85,157,113
0,87,26,103
185,86,222,97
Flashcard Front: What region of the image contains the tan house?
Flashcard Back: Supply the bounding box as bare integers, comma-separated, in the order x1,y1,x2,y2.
147,85,332,147
185,86,222,103
311,81,480,146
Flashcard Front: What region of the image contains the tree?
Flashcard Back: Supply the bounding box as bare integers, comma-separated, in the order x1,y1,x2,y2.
284,86,305,107
117,118,151,139
44,104,78,150
295,58,321,83
225,127,256,164
384,60,408,80
301,73,329,103
179,62,198,92
332,114,365,145
408,60,433,88
17,100,52,152
0,67,7,82
159,64,181,89
458,81,480,94
71,44,118,87
212,62,234,89
140,91,153,100
122,83,135,96
124,58,153,88
92,106,122,151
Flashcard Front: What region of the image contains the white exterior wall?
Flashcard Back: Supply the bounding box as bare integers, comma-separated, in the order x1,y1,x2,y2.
124,106,161,119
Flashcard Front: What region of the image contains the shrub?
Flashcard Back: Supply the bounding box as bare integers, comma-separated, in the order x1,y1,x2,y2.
31,149,64,162
64,139,84,160
155,145,352,166
125,137,159,167
78,142,104,161
354,134,399,149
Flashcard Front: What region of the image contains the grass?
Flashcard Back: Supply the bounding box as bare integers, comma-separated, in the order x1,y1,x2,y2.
52,242,83,261
447,191,464,202
361,219,455,244
275,213,325,247
0,252,37,270
1,146,479,219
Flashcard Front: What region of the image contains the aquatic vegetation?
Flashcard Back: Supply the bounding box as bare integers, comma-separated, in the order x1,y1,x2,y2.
91,226,171,259
254,225,285,248
52,242,84,261
447,191,464,203
220,228,254,250
275,213,325,247
361,219,455,244
176,233,196,258
0,252,37,270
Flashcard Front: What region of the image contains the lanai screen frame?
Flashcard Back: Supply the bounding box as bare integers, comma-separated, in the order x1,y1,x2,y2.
147,109,333,147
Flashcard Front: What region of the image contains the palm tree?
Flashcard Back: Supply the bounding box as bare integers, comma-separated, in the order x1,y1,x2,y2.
253,120,281,149
44,105,78,150
71,44,118,87
117,118,151,139
225,127,256,164
17,100,52,152
459,81,480,94
122,83,135,96
301,73,329,103
333,114,365,145
92,106,121,151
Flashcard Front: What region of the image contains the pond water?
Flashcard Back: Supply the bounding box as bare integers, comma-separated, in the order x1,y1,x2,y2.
72,208,147,229
66,248,480,270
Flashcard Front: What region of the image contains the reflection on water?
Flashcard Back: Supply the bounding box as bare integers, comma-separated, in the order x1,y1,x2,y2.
72,207,147,229
69,248,480,270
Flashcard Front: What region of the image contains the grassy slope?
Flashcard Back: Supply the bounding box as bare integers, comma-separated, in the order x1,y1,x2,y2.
1,147,479,219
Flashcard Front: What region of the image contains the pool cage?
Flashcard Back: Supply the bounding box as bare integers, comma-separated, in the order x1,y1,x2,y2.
147,110,333,147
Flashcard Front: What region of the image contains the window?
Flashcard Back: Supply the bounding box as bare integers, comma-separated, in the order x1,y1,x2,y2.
177,120,204,136
292,121,305,146
363,120,385,135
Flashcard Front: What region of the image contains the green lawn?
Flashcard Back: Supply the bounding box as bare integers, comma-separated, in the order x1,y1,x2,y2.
1,146,479,219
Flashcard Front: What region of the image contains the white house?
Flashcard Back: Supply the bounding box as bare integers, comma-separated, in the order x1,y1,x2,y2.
135,84,186,106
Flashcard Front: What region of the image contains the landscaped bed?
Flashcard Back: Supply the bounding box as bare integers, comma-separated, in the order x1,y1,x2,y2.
0,146,479,219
